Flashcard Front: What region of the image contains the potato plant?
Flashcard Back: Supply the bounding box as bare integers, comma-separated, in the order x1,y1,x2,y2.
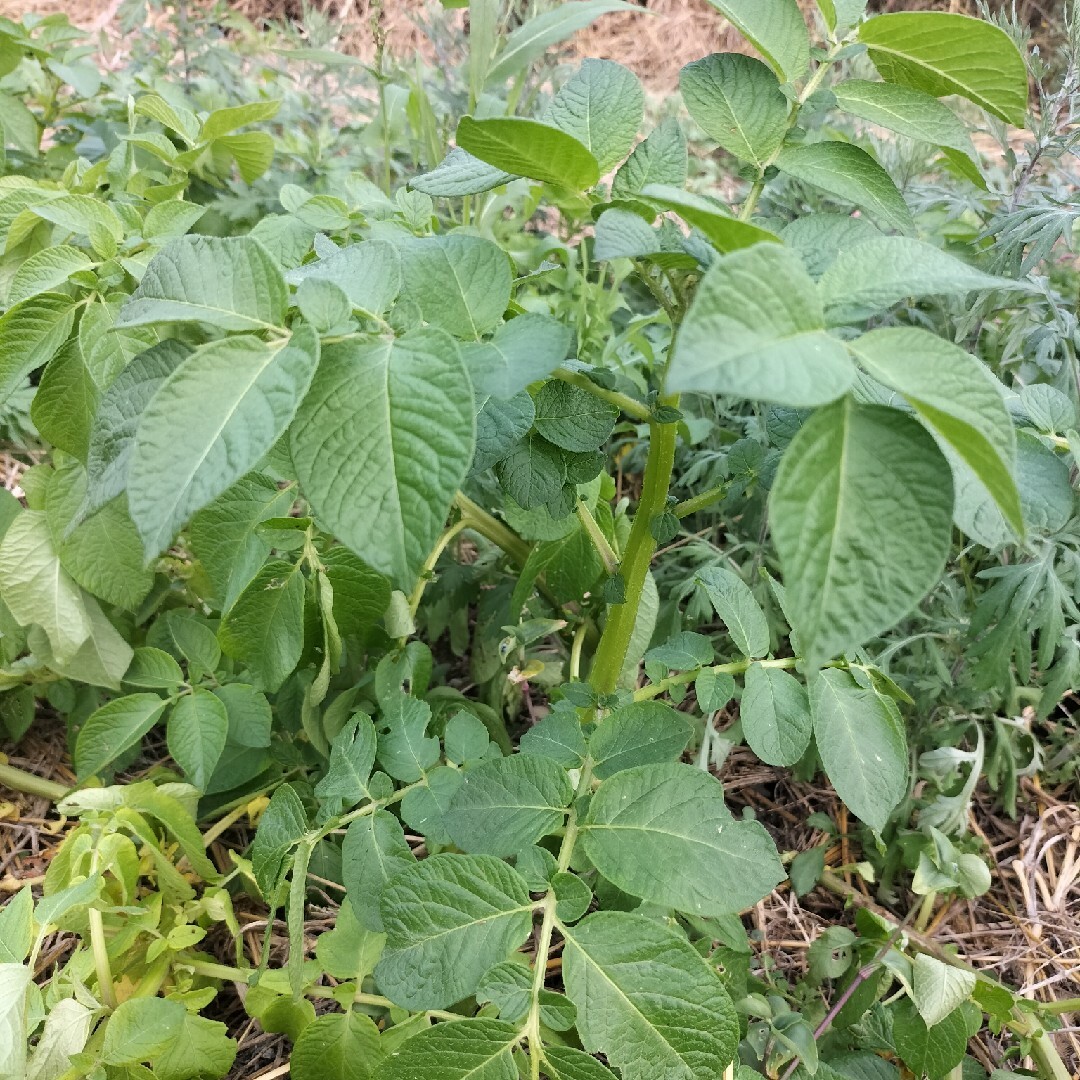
0,2,1077,1078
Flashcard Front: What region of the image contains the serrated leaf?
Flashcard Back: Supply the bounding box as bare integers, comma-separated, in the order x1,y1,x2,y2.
582,762,785,914
167,687,228,791
849,326,1021,537
79,340,192,523
770,398,953,663
740,664,811,767
589,700,692,779
75,693,169,778
562,910,739,1080
117,235,287,331
810,669,908,832
463,313,572,401
129,327,319,558
679,53,788,169
375,854,533,1010
291,331,474,590
343,810,416,932
445,754,573,855
859,12,1027,126
545,59,643,174
457,116,599,191
668,244,853,405
696,565,769,658
218,560,305,692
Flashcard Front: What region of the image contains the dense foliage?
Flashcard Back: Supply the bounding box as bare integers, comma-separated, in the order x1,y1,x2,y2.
0,1,1079,1077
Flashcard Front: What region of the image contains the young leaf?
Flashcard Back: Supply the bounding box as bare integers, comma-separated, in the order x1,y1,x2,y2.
562,910,739,1080
128,326,319,558
374,854,533,1010
444,754,573,855
457,116,600,191
696,566,770,658
859,12,1028,126
775,143,914,234
167,688,229,791
703,0,809,81
545,59,644,174
101,997,186,1066
79,340,192,523
398,234,511,340
611,117,688,200
291,1010,383,1080
819,236,1029,322
75,693,169,779
117,235,287,331
582,762,785,914
848,326,1022,537
667,244,853,405
291,332,475,590
679,54,788,169
740,664,812,767
371,1018,519,1080
770,398,953,663
250,783,308,900
463,313,573,401
218,560,306,692
343,810,416,932
588,700,693,779
809,669,908,833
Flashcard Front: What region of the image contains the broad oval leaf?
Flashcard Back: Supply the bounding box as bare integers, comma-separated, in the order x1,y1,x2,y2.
291,331,475,590
703,0,810,81
285,238,402,316
250,782,308,900
770,398,954,663
343,809,416,932
588,700,692,779
463,312,573,401
848,326,1022,538
0,292,77,408
75,693,169,780
545,58,643,174
695,565,770,658
372,1017,519,1080
374,853,533,1010
101,997,186,1065
457,116,600,191
859,12,1028,126
167,687,229,791
117,235,287,331
741,663,812,767
445,754,573,855
810,668,908,832
775,142,914,235
582,762,785,915
611,117,687,200
640,184,780,253
291,1009,384,1080
562,909,740,1080
667,243,854,405
8,245,92,306
679,53,788,169
411,146,518,197
129,327,319,558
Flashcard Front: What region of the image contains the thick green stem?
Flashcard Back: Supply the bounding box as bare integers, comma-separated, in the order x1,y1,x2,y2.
674,483,726,519
453,493,531,565
575,500,619,574
0,763,69,801
589,411,679,694
634,655,800,702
